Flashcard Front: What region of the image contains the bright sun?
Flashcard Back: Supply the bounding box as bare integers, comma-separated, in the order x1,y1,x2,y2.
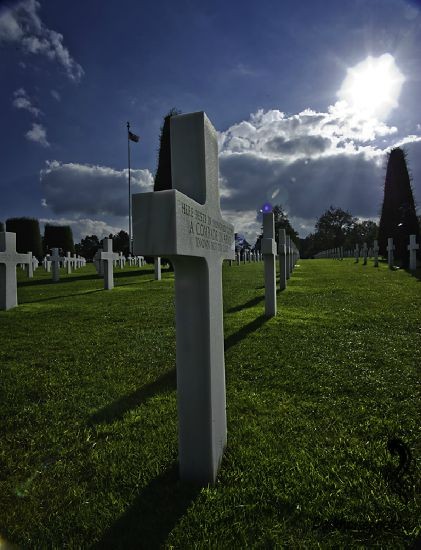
337,53,405,120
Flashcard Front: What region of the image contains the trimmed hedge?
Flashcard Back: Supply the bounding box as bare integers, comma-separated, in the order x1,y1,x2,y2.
44,225,75,254
5,217,43,257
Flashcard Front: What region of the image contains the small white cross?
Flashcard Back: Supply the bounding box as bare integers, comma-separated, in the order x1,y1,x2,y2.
0,232,30,310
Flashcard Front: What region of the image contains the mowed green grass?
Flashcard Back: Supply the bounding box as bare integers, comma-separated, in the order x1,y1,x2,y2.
0,259,420,548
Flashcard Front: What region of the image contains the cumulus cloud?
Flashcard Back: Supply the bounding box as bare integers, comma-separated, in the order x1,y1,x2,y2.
40,161,154,217
0,0,84,81
25,122,49,146
39,217,122,243
12,87,41,116
218,106,421,240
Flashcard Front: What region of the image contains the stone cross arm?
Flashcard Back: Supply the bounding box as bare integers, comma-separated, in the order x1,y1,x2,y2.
0,233,30,265
133,189,234,261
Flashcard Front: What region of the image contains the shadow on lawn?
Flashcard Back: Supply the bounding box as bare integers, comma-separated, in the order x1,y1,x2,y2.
224,314,267,351
18,268,163,287
18,273,100,286
227,295,264,313
92,463,200,550
404,267,421,282
22,289,104,304
90,370,176,425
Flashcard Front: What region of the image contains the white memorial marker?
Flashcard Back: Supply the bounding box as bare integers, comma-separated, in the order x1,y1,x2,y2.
373,240,379,267
278,228,287,291
262,212,277,317
354,244,359,263
0,232,30,310
50,248,61,282
362,242,368,265
290,239,295,273
407,234,419,272
66,252,72,274
132,112,234,484
285,235,291,280
387,237,395,269
154,256,162,280
26,251,33,278
100,238,119,290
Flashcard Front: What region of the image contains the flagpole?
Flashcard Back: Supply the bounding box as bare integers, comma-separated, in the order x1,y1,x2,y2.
127,121,132,255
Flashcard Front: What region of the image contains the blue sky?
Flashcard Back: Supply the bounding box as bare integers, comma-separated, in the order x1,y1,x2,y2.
1,0,420,243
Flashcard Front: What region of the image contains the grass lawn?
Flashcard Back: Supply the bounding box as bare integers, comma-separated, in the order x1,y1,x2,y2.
1,259,420,548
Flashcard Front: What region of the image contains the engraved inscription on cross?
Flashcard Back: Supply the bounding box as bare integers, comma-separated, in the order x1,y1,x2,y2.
0,232,30,310
132,112,234,485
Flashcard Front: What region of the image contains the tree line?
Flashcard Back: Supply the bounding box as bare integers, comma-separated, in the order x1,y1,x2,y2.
0,217,131,260
257,147,420,267
1,146,419,266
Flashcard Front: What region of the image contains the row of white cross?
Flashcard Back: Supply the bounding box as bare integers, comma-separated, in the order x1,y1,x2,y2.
0,111,315,491
0,236,88,309
262,215,300,317
2,112,302,487
316,235,419,270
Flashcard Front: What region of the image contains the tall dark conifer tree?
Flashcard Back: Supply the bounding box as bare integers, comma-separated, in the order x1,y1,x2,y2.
378,148,419,267
154,108,181,192
153,109,181,271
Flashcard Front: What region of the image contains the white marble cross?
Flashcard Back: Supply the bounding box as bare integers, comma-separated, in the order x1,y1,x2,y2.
362,242,368,265
50,248,61,282
262,213,277,317
93,249,104,276
373,239,379,267
154,257,161,280
387,237,395,269
66,252,72,274
278,228,287,291
100,238,119,289
0,232,30,310
354,244,359,263
26,251,33,278
290,239,295,273
285,235,291,280
132,112,234,485
407,234,419,271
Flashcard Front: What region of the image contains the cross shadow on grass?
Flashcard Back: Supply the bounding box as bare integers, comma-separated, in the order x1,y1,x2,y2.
18,268,159,287
21,289,104,304
18,273,101,286
114,269,154,279
226,295,264,313
90,370,176,425
224,314,267,351
91,463,200,550
404,267,421,282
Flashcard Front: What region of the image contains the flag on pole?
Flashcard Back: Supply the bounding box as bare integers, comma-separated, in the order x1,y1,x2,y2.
128,130,139,142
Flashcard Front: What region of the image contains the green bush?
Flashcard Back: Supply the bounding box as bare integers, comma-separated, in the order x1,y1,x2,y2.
44,225,75,254
5,217,43,257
